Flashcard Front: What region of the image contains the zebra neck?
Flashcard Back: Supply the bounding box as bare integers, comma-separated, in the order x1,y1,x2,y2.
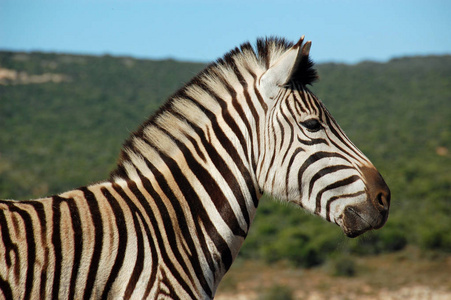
110,109,262,290
108,55,269,291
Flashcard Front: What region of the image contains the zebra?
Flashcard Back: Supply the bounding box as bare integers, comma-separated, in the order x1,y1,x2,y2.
0,36,390,299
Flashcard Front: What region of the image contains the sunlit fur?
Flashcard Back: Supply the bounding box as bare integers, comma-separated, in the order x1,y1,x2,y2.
0,37,389,299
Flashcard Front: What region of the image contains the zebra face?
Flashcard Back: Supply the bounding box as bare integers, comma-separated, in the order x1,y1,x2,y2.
257,37,390,237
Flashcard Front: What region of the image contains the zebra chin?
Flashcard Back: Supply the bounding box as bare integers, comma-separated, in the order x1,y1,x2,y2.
338,202,389,238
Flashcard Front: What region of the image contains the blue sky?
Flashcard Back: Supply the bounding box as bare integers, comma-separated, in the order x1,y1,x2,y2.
1,0,450,64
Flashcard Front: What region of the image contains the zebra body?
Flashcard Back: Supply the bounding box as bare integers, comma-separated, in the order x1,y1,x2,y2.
1,182,220,299
0,36,390,299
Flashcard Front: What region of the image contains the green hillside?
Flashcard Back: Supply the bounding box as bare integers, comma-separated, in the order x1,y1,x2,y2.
0,51,450,264
0,52,205,198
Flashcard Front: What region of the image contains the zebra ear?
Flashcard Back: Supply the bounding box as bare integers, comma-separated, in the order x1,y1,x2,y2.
260,36,316,99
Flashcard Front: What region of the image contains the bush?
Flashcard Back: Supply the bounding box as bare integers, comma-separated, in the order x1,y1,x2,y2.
331,256,356,277
347,222,407,255
258,225,343,268
417,219,451,252
259,284,294,300
260,227,318,267
378,227,408,252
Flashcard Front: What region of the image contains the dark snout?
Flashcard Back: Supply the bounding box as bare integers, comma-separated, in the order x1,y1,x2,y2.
342,166,390,238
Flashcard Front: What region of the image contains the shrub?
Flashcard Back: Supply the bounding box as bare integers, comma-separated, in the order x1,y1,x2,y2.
332,256,356,277
259,284,294,300
417,221,451,252
347,222,407,255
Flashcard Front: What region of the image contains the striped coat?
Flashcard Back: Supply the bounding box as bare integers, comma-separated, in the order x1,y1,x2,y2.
0,36,390,299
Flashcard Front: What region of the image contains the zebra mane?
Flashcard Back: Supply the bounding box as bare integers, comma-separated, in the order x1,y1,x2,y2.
145,37,318,121
173,37,317,98
111,37,318,180
154,36,318,123
209,36,318,88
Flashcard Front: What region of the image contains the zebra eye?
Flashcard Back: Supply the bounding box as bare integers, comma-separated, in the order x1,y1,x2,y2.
301,119,322,132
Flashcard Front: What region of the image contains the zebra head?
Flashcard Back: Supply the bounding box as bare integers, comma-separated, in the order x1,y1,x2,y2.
256,37,390,237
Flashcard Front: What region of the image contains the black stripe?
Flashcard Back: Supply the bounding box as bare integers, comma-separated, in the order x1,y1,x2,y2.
185,133,207,163
110,163,128,180
292,91,308,113
159,268,181,300
7,205,35,300
231,94,251,160
262,109,278,187
290,151,349,202
315,175,361,215
316,95,326,121
324,112,368,163
241,65,267,111
275,114,286,153
121,182,160,299
50,196,63,299
28,201,49,299
308,165,354,198
220,53,257,167
325,190,366,222
241,71,261,170
0,276,13,300
121,195,146,298
307,91,320,116
173,102,258,209
278,91,295,163
285,147,305,202
65,198,83,300
100,186,128,299
155,124,248,237
134,139,231,287
298,151,349,181
257,38,271,69
15,200,49,298
297,136,328,146
141,141,234,273
302,89,315,113
81,187,104,300
114,151,203,298
130,172,204,298
197,82,250,166
124,220,145,298
44,196,81,299
249,69,268,112
0,206,16,268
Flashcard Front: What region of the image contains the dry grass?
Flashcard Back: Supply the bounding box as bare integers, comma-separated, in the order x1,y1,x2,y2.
215,246,451,300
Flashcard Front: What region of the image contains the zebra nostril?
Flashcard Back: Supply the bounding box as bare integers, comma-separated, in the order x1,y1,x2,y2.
375,192,389,211
359,165,391,213
377,193,384,206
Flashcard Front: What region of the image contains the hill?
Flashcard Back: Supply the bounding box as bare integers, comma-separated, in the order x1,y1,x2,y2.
0,51,450,263
0,52,205,198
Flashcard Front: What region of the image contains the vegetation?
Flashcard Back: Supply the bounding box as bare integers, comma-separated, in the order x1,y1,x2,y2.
258,284,294,300
1,51,450,266
216,246,451,298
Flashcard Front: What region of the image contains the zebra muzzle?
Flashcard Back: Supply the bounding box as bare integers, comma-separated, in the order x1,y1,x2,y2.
340,205,382,238
339,165,391,238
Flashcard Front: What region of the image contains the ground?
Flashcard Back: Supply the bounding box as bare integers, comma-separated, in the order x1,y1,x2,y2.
215,247,451,300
